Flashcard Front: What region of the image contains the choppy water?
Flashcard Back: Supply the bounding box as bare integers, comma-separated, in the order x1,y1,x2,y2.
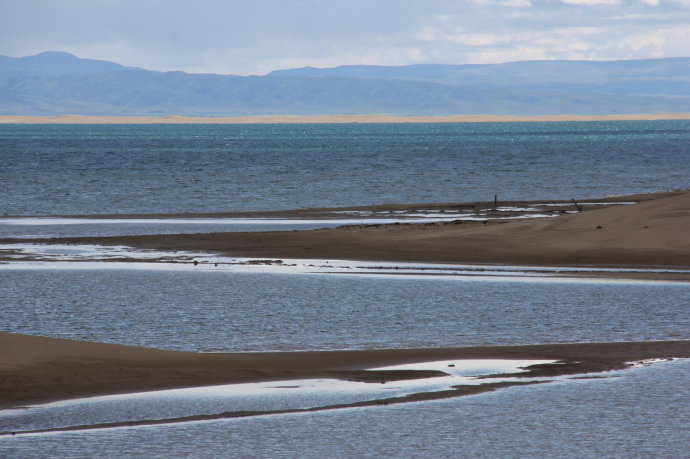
2,121,689,215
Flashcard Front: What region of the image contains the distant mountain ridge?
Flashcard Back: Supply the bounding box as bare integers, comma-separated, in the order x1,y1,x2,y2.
0,51,142,75
1,52,689,116
269,58,690,95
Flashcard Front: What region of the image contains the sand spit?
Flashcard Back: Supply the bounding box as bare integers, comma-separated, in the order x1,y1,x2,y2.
1,332,688,410
16,190,688,271
2,113,690,124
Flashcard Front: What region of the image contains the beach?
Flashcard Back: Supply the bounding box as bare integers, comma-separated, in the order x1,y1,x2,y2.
3,113,690,124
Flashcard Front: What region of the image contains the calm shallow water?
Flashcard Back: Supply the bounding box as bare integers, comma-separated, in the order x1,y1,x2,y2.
2,359,688,458
0,219,352,238
0,359,552,434
2,121,689,215
2,268,687,351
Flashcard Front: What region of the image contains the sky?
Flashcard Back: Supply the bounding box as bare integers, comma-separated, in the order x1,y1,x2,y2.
1,0,689,75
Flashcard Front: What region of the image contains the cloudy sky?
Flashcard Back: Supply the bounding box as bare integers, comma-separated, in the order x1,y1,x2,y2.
1,0,689,75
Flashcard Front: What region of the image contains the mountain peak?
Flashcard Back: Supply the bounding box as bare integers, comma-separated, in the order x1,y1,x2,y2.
32,51,79,59
0,51,141,75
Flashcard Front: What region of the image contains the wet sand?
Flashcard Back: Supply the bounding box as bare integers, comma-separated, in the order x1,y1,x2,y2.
11,190,689,274
2,113,690,124
1,332,688,410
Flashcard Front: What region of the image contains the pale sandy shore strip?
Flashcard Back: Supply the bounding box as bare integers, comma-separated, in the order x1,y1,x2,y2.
2,113,690,124
1,332,689,411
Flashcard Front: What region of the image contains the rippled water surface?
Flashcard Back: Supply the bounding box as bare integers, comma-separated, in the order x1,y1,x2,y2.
2,268,688,351
3,359,688,458
2,121,689,215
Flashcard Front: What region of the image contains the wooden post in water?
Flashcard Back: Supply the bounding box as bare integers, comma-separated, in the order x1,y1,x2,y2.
571,198,583,212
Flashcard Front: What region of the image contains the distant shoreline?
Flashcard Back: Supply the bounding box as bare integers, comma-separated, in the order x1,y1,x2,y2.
3,113,690,124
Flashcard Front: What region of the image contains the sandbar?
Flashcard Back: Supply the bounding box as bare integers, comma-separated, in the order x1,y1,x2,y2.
10,190,689,276
1,332,688,410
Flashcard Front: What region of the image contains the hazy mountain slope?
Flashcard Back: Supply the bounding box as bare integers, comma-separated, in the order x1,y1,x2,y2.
0,51,141,76
1,52,689,116
269,58,690,96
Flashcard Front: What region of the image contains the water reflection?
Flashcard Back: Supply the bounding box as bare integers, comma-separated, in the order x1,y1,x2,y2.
2,359,687,458
0,360,551,435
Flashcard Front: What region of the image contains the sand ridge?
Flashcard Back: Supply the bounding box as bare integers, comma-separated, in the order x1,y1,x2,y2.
2,332,689,409
29,190,689,270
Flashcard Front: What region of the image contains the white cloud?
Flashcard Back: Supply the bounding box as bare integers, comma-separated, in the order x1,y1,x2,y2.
470,0,532,6
559,0,621,4
468,47,549,63
447,33,503,46
503,0,533,6
1,0,689,74
616,25,690,57
611,13,664,20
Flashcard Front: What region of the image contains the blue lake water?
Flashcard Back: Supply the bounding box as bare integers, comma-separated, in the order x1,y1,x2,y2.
0,219,371,238
1,121,689,215
1,264,688,457
1,121,689,457
2,358,689,458
2,268,688,352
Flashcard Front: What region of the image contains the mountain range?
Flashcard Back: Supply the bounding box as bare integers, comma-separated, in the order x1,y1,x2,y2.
1,51,689,116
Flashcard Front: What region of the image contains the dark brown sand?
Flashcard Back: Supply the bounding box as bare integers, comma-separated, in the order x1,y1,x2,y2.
12,190,688,275
2,332,688,411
